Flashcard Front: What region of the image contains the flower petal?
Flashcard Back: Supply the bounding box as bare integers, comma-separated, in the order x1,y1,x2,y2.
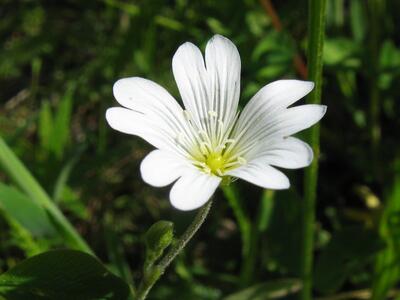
254,137,313,169
113,77,195,145
234,80,314,135
226,162,290,189
113,77,183,117
106,107,183,155
262,104,327,139
170,169,221,211
140,150,188,187
205,34,241,127
172,41,210,129
233,104,326,155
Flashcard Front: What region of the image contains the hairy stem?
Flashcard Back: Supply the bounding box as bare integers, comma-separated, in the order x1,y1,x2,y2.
136,200,213,300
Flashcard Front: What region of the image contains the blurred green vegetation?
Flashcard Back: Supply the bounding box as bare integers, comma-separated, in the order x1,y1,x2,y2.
1,0,400,299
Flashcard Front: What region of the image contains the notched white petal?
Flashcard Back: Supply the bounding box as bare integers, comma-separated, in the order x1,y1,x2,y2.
255,137,314,169
113,77,181,114
105,107,144,136
205,34,241,125
235,80,315,135
106,107,178,153
227,162,290,190
140,150,187,187
170,169,221,211
172,42,209,125
279,104,327,136
255,80,314,109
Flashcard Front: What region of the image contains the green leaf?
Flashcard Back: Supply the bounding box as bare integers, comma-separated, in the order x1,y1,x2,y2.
52,86,74,158
0,136,92,254
0,250,131,300
222,279,302,300
0,211,44,257
314,226,385,293
0,183,56,237
144,221,174,267
371,160,400,299
252,32,294,62
379,40,400,71
323,38,360,68
53,151,82,203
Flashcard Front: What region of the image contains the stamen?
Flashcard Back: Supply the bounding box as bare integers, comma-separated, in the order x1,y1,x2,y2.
216,168,223,176
200,142,209,155
237,156,247,165
224,161,240,168
183,110,191,121
208,110,218,118
215,144,226,152
176,132,185,144
198,130,208,139
203,166,211,174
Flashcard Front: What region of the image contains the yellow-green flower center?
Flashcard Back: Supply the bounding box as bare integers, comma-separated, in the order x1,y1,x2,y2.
178,110,248,177
191,149,246,177
205,153,226,175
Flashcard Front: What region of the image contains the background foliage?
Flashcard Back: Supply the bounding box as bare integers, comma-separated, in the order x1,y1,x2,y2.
1,0,400,299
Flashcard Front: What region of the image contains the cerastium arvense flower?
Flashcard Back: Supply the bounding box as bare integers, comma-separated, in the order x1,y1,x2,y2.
106,34,326,211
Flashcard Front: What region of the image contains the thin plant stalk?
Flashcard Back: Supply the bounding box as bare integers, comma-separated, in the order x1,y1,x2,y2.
222,186,275,286
300,0,327,299
222,185,251,258
367,0,384,179
136,200,213,300
0,136,93,255
221,184,253,285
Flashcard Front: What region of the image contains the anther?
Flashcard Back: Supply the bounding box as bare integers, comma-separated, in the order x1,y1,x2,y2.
237,156,247,165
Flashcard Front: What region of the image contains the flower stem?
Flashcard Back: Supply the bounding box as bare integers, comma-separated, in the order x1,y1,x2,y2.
136,200,213,300
300,0,327,299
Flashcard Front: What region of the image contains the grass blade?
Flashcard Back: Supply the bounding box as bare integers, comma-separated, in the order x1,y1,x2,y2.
0,136,93,254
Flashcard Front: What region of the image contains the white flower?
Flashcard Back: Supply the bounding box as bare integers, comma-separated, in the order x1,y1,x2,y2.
106,35,326,211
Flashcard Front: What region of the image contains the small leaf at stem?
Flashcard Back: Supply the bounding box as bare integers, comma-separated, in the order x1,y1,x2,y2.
144,220,174,268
